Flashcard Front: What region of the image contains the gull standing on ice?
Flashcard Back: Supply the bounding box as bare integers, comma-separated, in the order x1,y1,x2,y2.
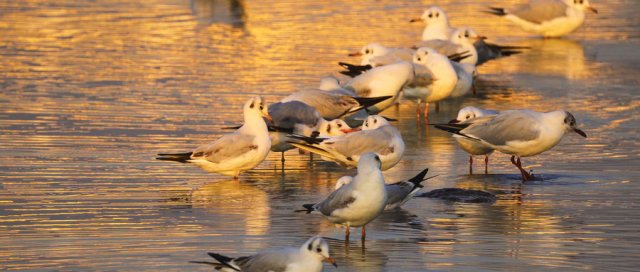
335,168,433,210
156,96,272,179
448,106,499,174
289,115,405,171
300,153,387,241
486,0,598,38
434,109,587,181
191,236,337,271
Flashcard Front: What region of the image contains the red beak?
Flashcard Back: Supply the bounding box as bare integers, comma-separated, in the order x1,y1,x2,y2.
574,128,587,138
348,52,362,57
341,128,361,133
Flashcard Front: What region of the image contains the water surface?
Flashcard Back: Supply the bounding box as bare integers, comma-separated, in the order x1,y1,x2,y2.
1,0,639,271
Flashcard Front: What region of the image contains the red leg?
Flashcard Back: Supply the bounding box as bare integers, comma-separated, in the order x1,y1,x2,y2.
345,226,350,241
484,155,489,174
469,155,473,175
361,225,366,241
435,101,440,112
424,102,429,123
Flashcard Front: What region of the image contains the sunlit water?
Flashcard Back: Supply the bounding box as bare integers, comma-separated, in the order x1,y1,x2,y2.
1,0,639,271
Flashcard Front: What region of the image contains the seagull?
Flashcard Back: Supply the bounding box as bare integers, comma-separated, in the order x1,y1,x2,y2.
403,47,458,121
280,88,392,120
335,168,432,210
434,109,587,181
341,61,415,114
348,43,415,67
299,153,387,241
191,236,337,271
289,115,405,171
156,96,272,179
268,101,352,163
414,27,482,66
486,0,598,38
410,6,454,41
447,106,499,174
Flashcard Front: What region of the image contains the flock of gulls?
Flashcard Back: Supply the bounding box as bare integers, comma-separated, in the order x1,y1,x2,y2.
157,1,596,271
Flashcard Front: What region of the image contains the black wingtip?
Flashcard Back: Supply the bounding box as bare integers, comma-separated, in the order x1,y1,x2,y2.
431,123,478,139
485,7,506,16
287,134,326,145
408,168,430,188
338,62,372,77
301,203,316,214
156,152,193,163
206,253,240,271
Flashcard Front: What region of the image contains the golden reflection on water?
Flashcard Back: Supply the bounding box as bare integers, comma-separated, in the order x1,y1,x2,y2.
1,0,639,271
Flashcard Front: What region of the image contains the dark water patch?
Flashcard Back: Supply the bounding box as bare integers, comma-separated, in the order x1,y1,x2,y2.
417,188,497,203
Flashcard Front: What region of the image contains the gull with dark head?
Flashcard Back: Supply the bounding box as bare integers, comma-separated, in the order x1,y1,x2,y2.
156,96,272,179
434,109,587,181
300,153,387,241
191,236,337,271
486,0,598,38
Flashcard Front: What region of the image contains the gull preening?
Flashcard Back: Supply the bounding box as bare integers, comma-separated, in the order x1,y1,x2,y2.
448,106,499,174
156,96,272,179
335,168,433,210
435,109,587,181
486,0,598,38
191,236,337,271
300,153,387,241
289,115,405,171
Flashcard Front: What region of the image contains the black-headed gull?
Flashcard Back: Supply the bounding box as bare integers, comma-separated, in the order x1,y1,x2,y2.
434,109,587,181
486,0,597,38
348,43,415,67
156,96,272,179
410,6,453,41
300,153,387,241
342,62,414,114
335,168,433,210
191,236,337,271
289,115,405,171
280,88,391,120
448,106,499,174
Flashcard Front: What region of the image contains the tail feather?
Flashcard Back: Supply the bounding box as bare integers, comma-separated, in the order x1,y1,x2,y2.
287,134,326,145
408,168,430,188
338,62,372,77
485,7,506,16
207,253,240,271
295,203,317,213
156,152,193,163
350,96,393,113
448,51,471,63
431,123,478,139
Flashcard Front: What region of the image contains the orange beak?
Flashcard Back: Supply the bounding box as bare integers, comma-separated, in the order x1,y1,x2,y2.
588,6,598,14
476,36,488,41
409,18,423,23
323,257,338,268
341,127,361,133
263,113,273,124
348,52,363,57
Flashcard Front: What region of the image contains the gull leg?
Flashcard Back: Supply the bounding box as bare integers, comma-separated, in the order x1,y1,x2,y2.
345,226,350,242
484,155,489,174
424,102,429,123
435,101,440,112
469,155,473,175
516,157,532,181
472,83,477,95
281,152,285,164
361,225,366,241
510,155,526,181
415,100,422,120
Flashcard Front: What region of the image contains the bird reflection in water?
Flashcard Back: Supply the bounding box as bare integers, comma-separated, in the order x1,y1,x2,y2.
190,0,246,27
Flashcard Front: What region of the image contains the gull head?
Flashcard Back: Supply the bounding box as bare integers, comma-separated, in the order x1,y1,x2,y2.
362,115,389,130
359,152,382,172
413,47,446,68
411,6,448,26
349,43,388,58
245,96,272,123
451,106,486,123
302,236,337,268
563,111,587,138
565,0,598,13
320,119,354,136
451,27,486,45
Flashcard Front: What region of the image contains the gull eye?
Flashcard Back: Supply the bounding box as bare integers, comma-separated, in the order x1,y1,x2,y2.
435,12,439,18
316,248,322,253
337,123,342,128
365,49,369,54
416,57,421,61
259,105,264,110
428,13,432,18
308,244,313,251
465,114,470,119
464,32,469,38
373,118,378,124
579,0,583,3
